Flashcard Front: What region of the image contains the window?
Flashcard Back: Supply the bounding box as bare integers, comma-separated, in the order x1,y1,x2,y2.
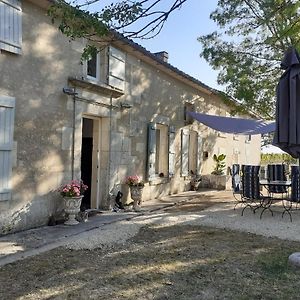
86,52,100,81
0,95,15,201
181,129,202,176
0,0,22,55
155,124,168,176
188,131,198,174
147,123,175,180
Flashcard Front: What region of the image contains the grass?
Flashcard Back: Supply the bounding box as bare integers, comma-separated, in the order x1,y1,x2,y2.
0,224,300,299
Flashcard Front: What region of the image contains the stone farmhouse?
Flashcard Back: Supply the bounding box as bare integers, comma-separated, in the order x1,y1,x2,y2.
0,0,261,233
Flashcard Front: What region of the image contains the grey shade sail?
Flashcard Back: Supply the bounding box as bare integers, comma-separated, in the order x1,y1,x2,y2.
273,47,300,159
187,112,275,135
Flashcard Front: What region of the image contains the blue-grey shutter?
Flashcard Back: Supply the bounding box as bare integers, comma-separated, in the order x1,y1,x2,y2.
108,46,125,90
196,133,202,176
0,96,15,201
147,123,156,179
0,0,22,54
168,125,175,177
181,129,189,176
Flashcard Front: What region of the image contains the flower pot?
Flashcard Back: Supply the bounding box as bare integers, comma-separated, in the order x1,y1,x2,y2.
129,186,144,211
63,196,83,225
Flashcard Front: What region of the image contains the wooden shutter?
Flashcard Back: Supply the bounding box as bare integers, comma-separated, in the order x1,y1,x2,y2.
196,133,202,176
0,0,22,54
181,129,189,176
108,46,125,90
168,125,175,177
0,95,15,201
147,123,156,180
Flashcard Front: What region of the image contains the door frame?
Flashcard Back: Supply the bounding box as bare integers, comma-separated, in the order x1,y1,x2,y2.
82,115,101,209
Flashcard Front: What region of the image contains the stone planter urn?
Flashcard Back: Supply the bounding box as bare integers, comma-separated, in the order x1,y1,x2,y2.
63,196,83,225
129,186,144,212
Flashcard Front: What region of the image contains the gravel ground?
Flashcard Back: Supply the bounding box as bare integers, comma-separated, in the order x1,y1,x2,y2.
2,197,300,299
66,199,300,251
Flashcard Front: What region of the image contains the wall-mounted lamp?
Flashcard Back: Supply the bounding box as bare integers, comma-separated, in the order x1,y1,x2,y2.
120,102,133,109
63,87,78,96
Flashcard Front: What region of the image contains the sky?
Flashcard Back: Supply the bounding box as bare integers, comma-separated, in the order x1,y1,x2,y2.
77,0,221,90
132,0,221,90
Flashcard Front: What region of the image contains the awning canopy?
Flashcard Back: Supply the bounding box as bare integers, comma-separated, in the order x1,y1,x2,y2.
188,112,275,135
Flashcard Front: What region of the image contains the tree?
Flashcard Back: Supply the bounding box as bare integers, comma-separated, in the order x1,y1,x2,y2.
198,0,300,119
48,0,187,59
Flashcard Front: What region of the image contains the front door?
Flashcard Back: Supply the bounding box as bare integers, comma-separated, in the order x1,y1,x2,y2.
81,118,94,210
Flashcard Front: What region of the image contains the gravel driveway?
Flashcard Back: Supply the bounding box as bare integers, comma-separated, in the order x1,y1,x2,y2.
66,197,300,251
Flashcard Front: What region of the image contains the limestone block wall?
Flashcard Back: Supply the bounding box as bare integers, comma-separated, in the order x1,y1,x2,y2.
0,1,87,233
0,0,262,234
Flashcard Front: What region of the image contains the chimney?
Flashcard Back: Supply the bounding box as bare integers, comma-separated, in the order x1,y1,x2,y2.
154,51,169,63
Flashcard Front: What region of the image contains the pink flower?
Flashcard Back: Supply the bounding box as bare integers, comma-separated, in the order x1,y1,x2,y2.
124,175,144,187
59,179,88,197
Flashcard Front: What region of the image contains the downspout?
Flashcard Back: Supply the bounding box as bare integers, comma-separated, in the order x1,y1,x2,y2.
62,87,78,180
71,93,76,180
108,92,113,208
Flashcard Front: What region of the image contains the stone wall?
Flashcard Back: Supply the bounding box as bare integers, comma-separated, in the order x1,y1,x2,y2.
0,0,261,233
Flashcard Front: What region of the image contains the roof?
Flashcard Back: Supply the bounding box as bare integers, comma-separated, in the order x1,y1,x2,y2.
112,31,218,96
27,0,243,109
27,0,220,96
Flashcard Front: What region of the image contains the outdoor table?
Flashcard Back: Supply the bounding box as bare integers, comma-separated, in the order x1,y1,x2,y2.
259,180,292,220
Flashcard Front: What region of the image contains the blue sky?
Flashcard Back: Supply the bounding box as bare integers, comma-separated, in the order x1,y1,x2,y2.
133,0,220,90
76,0,221,89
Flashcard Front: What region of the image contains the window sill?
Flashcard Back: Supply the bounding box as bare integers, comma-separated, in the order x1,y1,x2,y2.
68,77,124,98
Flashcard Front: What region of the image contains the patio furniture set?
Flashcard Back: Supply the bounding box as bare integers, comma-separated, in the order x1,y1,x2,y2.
231,164,300,221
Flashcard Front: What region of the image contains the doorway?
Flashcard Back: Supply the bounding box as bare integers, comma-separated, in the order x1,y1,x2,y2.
81,118,94,210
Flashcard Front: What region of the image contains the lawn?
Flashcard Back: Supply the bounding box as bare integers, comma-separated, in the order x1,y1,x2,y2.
0,223,299,300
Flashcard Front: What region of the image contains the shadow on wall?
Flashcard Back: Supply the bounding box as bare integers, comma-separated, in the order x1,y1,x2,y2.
0,4,225,233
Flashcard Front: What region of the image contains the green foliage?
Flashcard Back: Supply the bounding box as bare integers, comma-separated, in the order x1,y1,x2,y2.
261,153,297,165
48,1,110,39
212,154,226,175
48,0,187,60
199,0,300,119
48,0,143,61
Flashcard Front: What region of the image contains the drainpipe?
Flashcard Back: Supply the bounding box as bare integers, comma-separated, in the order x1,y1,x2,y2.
71,93,76,180
108,92,113,208
62,87,78,180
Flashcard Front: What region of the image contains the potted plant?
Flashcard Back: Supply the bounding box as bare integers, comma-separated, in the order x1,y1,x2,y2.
124,175,144,211
58,180,88,225
211,154,226,175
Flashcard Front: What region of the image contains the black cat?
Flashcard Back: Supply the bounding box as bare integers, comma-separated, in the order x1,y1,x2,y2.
115,191,124,209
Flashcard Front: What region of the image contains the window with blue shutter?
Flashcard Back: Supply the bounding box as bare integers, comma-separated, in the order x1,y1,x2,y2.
0,95,15,201
147,123,156,179
168,126,175,177
181,130,202,177
197,133,202,176
0,0,22,55
108,46,125,90
147,122,171,180
188,131,198,174
181,129,189,176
